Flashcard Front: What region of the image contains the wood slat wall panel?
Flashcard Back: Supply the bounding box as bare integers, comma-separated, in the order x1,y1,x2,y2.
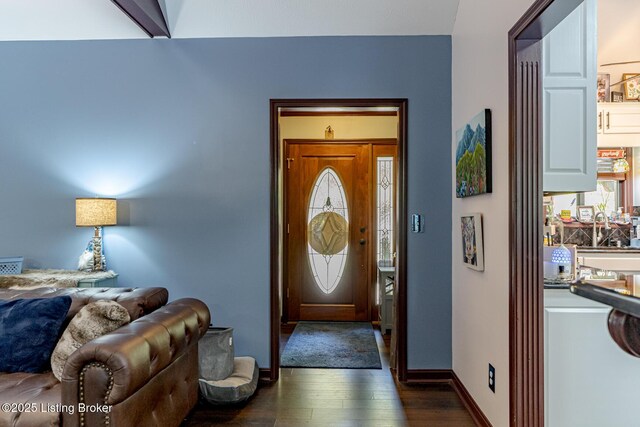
509,39,544,427
508,0,588,424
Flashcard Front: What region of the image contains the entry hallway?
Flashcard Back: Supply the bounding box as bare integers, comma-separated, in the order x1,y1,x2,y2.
182,327,475,426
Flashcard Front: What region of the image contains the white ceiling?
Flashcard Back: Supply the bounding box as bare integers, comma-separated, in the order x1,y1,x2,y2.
0,0,461,41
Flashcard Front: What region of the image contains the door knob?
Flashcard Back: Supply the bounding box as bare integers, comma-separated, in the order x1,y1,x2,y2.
360,226,366,233
359,239,366,245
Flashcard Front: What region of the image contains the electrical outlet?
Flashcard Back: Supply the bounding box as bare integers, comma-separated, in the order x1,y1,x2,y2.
488,363,496,393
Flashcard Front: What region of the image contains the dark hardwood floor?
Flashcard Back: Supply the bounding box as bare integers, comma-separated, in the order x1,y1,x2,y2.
182,324,475,426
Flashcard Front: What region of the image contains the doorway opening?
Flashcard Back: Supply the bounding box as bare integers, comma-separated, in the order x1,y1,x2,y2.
270,99,408,381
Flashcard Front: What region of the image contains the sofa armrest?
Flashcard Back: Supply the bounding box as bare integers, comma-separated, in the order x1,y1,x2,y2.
61,298,210,425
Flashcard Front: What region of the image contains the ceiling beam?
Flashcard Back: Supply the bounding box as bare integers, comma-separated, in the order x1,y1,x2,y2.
110,0,170,38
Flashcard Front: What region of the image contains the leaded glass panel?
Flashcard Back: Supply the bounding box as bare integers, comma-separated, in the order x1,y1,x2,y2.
377,157,394,263
307,168,349,294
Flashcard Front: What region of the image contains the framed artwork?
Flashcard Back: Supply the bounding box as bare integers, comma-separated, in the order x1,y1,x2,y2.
577,205,594,223
455,109,492,198
623,73,640,100
460,213,484,271
611,91,624,103
597,73,610,102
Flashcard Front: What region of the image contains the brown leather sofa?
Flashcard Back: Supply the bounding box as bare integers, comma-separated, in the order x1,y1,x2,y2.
0,287,210,427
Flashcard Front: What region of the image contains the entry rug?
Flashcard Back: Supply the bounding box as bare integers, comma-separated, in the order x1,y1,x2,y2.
281,321,382,369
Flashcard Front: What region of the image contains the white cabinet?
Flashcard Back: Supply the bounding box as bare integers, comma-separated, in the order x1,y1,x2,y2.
545,289,640,427
597,103,640,147
599,103,640,134
542,0,597,193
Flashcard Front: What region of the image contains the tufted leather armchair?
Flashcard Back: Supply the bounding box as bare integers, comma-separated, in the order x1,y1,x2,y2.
0,287,210,427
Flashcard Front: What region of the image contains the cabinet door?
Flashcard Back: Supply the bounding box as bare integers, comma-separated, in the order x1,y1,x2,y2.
542,0,597,192
544,303,640,427
604,104,640,134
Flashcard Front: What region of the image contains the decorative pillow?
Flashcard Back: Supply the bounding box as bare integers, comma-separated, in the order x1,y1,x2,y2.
51,300,131,381
0,296,72,373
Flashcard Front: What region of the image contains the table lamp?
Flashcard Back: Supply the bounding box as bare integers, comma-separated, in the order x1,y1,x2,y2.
551,220,572,279
75,198,117,271
551,245,572,278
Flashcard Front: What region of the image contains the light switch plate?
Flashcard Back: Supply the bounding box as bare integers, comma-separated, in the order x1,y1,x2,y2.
411,214,424,233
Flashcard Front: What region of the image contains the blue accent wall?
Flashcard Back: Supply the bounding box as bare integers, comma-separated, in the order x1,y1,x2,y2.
0,36,452,369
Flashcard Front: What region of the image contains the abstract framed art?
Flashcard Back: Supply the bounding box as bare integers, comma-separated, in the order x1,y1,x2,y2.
455,109,492,198
460,213,484,271
597,73,610,102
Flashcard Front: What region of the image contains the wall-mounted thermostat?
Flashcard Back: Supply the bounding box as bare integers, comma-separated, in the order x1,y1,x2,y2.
411,214,424,233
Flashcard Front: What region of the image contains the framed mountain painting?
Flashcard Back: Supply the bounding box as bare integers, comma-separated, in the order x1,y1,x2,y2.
455,109,492,198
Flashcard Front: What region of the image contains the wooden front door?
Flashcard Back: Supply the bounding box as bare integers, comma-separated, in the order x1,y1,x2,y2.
286,143,370,321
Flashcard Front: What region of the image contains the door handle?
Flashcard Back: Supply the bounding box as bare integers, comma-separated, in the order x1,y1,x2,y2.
598,112,602,130
359,239,366,245
606,112,610,129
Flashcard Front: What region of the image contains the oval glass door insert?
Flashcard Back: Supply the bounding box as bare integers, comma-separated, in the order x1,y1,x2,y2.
307,167,349,294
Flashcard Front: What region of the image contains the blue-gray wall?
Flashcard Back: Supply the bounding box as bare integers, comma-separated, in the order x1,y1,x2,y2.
0,36,452,369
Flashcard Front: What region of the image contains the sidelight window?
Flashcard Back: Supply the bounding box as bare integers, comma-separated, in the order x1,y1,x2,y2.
377,157,394,263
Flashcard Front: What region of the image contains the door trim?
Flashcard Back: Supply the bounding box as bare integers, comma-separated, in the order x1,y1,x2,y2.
508,1,584,425
270,99,408,382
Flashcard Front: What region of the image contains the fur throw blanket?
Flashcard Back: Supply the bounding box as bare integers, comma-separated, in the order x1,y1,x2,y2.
50,300,130,381
0,269,117,289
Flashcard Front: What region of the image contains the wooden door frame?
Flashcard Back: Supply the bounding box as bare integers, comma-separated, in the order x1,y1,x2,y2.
508,0,585,425
270,99,408,382
282,138,397,324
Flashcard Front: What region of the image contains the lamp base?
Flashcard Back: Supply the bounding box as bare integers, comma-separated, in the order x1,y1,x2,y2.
92,227,106,272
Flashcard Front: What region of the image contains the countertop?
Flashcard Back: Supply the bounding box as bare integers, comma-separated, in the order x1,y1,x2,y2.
569,267,640,317
544,279,572,289
544,247,640,288
577,247,640,254
552,221,630,229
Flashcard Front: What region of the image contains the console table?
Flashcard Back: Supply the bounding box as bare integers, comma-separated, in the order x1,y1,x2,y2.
77,274,118,288
378,262,395,335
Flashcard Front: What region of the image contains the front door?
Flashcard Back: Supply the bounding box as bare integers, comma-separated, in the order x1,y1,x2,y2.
286,142,370,321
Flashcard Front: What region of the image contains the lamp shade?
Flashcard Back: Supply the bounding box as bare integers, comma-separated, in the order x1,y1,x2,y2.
551,245,571,265
76,198,117,227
